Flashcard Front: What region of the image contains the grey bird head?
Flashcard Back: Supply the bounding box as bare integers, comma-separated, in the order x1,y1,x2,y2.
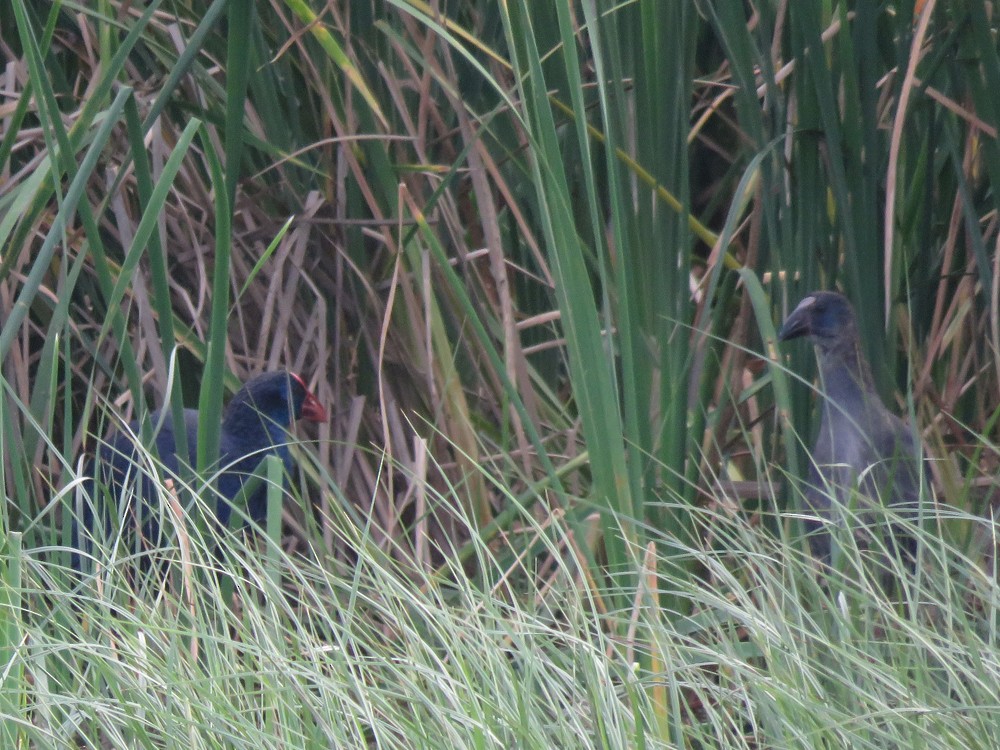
777,291,857,353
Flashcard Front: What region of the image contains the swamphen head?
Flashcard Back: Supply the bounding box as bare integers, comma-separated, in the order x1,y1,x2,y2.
76,370,327,573
224,371,328,438
777,291,857,353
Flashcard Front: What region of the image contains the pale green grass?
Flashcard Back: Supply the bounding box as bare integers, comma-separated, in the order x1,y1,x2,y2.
2,448,1000,748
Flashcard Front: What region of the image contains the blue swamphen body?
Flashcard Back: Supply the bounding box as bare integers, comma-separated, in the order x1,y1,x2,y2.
778,291,929,566
75,371,327,568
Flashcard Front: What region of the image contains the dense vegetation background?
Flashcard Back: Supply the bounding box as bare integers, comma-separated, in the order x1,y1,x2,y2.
2,0,1000,747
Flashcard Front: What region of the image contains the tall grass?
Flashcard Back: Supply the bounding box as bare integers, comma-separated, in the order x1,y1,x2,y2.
1,0,1000,746
9,462,1000,748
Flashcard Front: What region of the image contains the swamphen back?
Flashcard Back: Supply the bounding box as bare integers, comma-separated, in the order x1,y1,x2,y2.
75,370,327,571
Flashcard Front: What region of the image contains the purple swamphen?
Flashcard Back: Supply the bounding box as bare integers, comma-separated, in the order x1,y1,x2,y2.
75,370,327,570
778,291,930,571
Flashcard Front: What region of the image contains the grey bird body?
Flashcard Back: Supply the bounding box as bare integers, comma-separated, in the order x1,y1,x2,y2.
778,291,927,565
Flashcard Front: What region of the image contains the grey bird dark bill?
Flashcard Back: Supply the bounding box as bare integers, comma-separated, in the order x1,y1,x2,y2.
778,291,929,573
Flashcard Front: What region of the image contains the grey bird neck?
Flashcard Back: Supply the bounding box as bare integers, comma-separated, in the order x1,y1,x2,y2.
812,326,887,445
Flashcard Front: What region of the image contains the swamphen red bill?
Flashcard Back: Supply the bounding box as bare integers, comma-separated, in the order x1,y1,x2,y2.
75,371,327,570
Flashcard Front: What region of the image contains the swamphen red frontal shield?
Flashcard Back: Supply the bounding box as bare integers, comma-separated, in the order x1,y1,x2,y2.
75,371,327,570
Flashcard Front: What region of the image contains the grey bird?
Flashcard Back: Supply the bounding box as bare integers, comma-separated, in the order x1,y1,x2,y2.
778,291,928,567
